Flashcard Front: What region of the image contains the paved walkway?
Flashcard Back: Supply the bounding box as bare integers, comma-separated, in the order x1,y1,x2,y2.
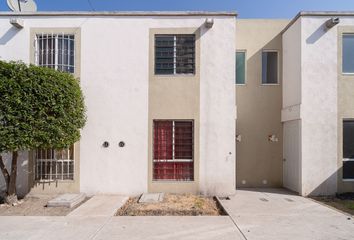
68,195,128,217
1,189,354,239
0,216,243,240
220,188,354,240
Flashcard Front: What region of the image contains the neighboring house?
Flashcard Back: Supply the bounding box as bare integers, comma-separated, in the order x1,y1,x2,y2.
0,11,353,197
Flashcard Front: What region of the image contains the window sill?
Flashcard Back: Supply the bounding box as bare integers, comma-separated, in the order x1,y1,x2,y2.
342,179,354,182
261,83,280,86
152,180,195,183
154,74,196,77
35,180,75,183
236,83,246,86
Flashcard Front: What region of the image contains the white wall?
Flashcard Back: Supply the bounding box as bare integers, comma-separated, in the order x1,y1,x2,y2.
282,18,302,194
199,18,236,196
0,15,236,196
283,18,302,109
300,16,339,196
283,120,301,193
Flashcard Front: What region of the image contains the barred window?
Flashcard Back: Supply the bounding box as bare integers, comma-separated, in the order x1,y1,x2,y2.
35,147,74,181
153,120,194,181
35,33,75,73
155,35,195,75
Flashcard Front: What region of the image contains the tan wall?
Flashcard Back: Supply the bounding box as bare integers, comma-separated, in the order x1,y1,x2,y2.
236,20,289,188
148,28,201,193
337,26,354,193
28,28,81,194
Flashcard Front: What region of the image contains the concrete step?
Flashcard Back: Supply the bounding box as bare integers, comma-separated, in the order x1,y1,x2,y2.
47,193,86,208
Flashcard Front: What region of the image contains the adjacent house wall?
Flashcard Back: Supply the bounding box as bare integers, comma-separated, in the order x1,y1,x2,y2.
337,23,354,193
235,19,288,188
300,16,339,195
282,18,302,194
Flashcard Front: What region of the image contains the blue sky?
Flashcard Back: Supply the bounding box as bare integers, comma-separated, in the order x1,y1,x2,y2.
1,0,354,18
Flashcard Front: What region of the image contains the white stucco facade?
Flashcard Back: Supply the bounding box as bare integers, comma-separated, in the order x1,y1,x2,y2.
1,11,354,198
0,12,236,196
283,13,354,196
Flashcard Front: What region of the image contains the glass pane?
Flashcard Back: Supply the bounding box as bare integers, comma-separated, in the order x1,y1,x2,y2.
176,35,195,74
236,52,246,84
262,51,278,84
343,161,354,179
343,34,354,73
343,120,354,159
153,121,173,160
174,121,193,160
155,35,174,75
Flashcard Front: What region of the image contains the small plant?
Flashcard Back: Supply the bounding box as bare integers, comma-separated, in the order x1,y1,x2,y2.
344,202,354,210
194,198,204,209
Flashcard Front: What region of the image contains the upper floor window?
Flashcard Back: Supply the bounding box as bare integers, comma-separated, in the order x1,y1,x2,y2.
236,51,246,84
35,34,75,73
262,51,278,84
343,34,354,74
155,34,195,75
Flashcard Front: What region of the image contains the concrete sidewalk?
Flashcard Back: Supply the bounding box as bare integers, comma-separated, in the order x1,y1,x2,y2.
1,189,354,240
0,216,244,240
220,188,354,240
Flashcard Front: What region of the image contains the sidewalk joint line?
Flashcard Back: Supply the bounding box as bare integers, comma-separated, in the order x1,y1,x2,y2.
89,216,113,240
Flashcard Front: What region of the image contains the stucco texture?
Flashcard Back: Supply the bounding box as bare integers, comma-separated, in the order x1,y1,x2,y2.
235,19,289,188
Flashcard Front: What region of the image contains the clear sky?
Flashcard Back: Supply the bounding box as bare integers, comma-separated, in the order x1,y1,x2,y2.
0,0,354,19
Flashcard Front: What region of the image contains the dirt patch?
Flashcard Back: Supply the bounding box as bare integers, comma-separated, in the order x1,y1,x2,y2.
116,194,226,216
313,195,354,216
0,194,89,216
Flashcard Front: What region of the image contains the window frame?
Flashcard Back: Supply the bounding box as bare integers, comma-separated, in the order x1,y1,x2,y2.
154,34,196,76
34,33,76,74
261,49,280,86
30,29,81,183
343,119,354,181
34,147,75,182
236,50,247,85
152,119,194,182
342,33,354,75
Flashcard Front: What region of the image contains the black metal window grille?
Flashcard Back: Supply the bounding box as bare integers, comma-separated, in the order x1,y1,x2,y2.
155,34,195,75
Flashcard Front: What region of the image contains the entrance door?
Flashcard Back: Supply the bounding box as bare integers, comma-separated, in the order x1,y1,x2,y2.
283,120,301,193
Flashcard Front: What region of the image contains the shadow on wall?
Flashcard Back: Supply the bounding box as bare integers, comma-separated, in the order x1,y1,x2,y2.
236,33,283,188
0,27,19,45
308,167,354,196
306,22,329,44
245,33,283,84
307,170,338,196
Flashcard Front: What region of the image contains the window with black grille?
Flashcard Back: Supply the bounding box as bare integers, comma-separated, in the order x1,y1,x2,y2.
35,34,75,74
153,120,194,181
155,34,195,75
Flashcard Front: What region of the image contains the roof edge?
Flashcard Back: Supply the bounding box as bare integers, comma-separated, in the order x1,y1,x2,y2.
0,11,237,17
282,11,354,34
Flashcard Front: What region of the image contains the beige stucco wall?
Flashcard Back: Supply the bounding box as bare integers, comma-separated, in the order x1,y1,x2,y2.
337,26,354,193
236,19,289,188
148,28,200,193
